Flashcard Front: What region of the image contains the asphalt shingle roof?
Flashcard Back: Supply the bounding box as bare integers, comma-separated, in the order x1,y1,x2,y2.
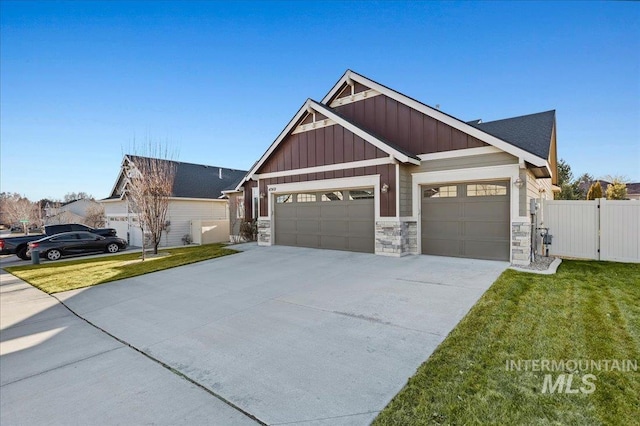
469,110,556,160
128,156,247,199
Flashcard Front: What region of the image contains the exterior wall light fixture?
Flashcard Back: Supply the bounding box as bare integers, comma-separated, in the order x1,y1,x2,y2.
513,177,524,189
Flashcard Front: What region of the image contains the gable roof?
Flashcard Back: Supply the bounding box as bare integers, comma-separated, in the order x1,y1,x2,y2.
235,98,421,189
469,110,556,160
236,70,557,190
323,70,553,168
108,155,247,200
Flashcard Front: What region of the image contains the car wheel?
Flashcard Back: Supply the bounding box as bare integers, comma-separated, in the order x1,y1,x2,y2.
46,249,61,261
106,243,120,254
17,246,31,260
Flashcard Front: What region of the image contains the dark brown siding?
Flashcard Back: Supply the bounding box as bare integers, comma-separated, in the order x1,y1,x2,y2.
242,181,257,219
258,126,387,174
334,94,487,156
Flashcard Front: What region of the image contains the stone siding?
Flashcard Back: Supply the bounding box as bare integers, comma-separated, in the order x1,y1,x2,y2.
511,221,531,265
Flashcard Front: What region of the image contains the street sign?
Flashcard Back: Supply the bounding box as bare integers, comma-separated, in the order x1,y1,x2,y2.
20,220,29,223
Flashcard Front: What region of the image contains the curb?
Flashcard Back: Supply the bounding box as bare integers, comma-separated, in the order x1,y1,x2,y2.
509,257,563,275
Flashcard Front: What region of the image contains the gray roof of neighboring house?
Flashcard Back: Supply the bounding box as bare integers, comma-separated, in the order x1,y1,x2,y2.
469,110,556,160
127,156,247,199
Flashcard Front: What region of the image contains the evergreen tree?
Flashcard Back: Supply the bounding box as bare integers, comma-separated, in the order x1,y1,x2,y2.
586,181,603,200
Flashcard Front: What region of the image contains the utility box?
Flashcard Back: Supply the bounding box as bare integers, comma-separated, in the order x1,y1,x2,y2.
543,234,553,245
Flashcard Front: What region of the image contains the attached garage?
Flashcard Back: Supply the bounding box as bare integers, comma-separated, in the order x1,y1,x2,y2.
274,189,375,253
421,181,510,261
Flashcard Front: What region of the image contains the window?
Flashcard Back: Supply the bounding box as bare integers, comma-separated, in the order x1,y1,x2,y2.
276,194,293,204
321,191,343,201
424,186,457,198
348,189,374,200
296,193,316,203
467,183,507,196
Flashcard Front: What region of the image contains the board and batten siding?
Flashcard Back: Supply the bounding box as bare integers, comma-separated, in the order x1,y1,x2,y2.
165,199,228,247
333,93,487,156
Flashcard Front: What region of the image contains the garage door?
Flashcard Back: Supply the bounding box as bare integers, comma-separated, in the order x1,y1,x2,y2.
274,189,374,253
421,181,510,260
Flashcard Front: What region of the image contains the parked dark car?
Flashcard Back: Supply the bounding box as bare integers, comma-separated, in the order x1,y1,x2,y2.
27,232,127,261
0,224,117,260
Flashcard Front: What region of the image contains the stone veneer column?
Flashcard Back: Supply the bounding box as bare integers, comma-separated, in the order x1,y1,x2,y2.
257,219,271,246
375,220,418,256
511,221,531,265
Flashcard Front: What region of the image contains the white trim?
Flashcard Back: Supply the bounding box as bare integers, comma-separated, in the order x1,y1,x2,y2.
395,163,400,219
418,146,503,161
329,89,381,107
323,71,548,168
411,164,523,262
399,216,418,221
265,175,381,220
292,118,337,135
254,157,395,180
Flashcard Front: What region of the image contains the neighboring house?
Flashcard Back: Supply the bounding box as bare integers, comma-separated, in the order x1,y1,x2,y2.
627,183,640,200
231,70,558,265
101,155,246,247
44,198,104,226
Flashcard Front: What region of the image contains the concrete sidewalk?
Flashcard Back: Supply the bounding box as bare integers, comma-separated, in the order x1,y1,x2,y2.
0,269,258,425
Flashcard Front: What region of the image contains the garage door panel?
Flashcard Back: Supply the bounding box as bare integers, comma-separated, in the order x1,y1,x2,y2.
349,236,375,253
422,238,462,257
423,221,460,238
463,201,508,218
297,206,319,218
321,236,349,250
321,220,349,235
348,220,373,235
297,222,320,235
347,204,373,218
277,233,298,246
422,202,460,218
422,181,509,261
464,222,509,238
275,189,374,253
320,205,348,218
465,240,510,260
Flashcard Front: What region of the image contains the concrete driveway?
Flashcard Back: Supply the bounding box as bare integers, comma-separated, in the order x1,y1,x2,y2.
3,244,507,425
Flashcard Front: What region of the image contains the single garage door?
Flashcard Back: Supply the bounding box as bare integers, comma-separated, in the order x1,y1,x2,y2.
421,181,510,260
275,189,374,253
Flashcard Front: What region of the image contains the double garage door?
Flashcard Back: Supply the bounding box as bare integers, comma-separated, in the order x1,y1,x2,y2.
421,181,510,261
274,189,375,253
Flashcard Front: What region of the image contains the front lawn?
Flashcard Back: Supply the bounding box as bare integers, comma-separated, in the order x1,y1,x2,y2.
374,260,640,425
4,243,237,294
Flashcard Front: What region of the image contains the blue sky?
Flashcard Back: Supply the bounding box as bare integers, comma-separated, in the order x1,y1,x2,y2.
1,1,638,201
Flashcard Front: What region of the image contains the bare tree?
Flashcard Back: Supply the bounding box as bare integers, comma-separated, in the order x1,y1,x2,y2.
125,146,177,258
0,193,40,233
85,203,106,227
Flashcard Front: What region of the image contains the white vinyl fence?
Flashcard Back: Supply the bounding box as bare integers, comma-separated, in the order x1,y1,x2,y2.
543,199,640,263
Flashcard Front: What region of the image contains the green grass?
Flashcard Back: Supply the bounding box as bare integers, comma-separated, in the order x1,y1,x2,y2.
4,244,237,294
374,260,640,425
